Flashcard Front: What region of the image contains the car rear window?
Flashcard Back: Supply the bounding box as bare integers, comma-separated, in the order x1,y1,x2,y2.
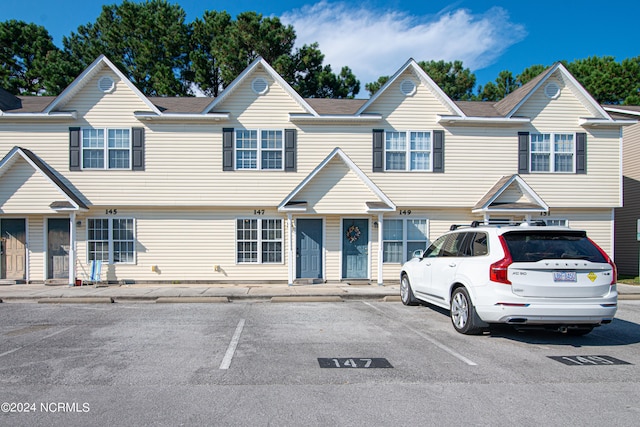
502,230,607,263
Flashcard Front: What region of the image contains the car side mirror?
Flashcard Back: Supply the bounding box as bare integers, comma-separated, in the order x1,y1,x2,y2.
412,249,424,259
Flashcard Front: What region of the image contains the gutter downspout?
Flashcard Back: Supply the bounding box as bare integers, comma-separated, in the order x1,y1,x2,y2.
287,213,293,286
69,212,76,286
377,213,384,286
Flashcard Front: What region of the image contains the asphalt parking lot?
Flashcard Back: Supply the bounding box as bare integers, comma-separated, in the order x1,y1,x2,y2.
1,300,639,426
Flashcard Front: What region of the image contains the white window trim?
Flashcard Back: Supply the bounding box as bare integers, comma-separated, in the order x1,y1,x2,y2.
542,218,569,227
81,127,133,170
382,218,429,263
235,129,285,171
236,218,285,264
86,217,136,264
384,130,433,172
529,132,576,173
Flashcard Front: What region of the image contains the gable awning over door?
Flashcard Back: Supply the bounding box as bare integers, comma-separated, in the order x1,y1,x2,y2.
278,147,396,214
472,174,548,215
0,147,88,213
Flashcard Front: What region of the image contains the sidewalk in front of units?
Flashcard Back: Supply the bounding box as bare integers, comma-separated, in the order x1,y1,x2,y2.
0,281,402,303
0,281,639,304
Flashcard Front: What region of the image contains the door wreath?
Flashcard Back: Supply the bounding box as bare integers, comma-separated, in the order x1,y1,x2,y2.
346,225,361,243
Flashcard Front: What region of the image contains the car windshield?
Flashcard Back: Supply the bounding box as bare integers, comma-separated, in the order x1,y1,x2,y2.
502,230,607,263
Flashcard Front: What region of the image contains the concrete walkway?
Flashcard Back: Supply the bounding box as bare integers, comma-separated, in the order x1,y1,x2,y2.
0,282,401,303
0,282,638,303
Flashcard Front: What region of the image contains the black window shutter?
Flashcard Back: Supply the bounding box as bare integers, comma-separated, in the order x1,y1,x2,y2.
284,129,297,171
132,127,145,171
433,130,445,173
69,127,81,171
518,132,530,174
372,129,384,172
576,132,587,174
223,128,234,171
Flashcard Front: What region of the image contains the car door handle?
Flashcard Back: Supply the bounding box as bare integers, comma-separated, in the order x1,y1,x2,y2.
449,263,457,267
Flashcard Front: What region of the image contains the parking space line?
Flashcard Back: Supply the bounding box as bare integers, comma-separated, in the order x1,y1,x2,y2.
219,319,245,370
0,326,75,358
362,302,477,366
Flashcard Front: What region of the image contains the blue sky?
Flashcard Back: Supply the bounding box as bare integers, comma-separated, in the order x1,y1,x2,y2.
4,0,639,95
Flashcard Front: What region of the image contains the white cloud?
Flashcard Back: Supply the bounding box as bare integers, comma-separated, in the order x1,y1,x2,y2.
281,1,526,87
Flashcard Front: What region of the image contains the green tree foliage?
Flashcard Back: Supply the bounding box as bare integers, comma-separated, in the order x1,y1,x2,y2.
63,0,190,96
566,56,640,105
365,76,390,96
281,43,359,98
476,70,519,101
190,15,359,98
0,20,76,95
189,10,233,97
515,64,547,86
418,60,476,101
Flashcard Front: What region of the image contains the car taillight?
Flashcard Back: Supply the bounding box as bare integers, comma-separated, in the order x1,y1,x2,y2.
588,238,617,286
490,236,512,285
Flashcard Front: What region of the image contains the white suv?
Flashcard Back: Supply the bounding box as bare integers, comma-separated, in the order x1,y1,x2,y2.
400,222,618,335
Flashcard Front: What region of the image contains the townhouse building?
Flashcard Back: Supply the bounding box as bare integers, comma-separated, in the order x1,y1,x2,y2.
0,55,632,285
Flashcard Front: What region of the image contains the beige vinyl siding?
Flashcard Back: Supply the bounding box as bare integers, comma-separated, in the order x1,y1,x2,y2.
0,159,66,214
26,216,44,282
615,121,640,275
73,208,289,283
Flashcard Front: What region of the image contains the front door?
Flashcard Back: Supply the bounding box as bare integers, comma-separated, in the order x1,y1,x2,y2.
296,218,323,279
1,219,26,280
48,218,70,279
342,219,369,279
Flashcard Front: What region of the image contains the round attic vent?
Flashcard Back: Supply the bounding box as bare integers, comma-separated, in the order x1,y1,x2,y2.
544,82,560,99
98,76,115,93
252,77,268,95
400,79,416,96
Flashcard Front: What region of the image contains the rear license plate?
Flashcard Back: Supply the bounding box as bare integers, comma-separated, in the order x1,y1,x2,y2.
554,271,577,282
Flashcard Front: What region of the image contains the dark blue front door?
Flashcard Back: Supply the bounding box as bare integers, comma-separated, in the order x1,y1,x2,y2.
297,219,323,279
342,219,368,279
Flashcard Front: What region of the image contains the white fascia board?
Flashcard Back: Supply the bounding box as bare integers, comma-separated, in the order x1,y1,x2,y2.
0,112,77,119
603,106,640,117
289,113,382,123
578,117,637,127
437,115,530,125
135,112,230,121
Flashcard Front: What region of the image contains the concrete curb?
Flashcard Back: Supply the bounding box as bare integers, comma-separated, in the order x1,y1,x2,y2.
156,296,229,303
270,296,343,303
37,297,114,304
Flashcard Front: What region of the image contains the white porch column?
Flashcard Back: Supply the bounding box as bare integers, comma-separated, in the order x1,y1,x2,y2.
287,213,293,286
377,213,384,286
69,212,77,286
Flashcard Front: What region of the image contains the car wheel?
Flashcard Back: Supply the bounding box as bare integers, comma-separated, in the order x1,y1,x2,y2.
400,274,418,306
450,287,484,335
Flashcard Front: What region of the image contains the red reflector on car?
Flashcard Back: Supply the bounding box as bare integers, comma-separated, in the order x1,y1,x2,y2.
490,236,512,285
495,303,530,307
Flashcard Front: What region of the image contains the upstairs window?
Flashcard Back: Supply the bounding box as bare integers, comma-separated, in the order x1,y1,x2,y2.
385,131,432,171
82,128,131,169
235,129,283,170
530,133,575,173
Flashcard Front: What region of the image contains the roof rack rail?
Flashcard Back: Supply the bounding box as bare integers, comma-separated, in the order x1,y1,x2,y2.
449,220,548,231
